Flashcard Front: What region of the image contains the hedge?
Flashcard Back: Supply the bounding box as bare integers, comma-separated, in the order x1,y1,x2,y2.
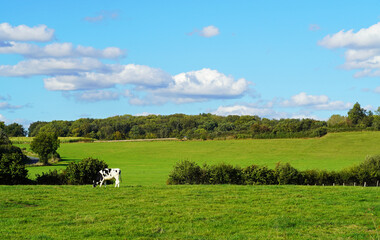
167,155,380,186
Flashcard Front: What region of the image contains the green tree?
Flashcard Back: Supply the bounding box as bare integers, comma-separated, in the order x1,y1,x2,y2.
0,128,11,145
348,102,367,125
30,132,60,165
4,123,26,137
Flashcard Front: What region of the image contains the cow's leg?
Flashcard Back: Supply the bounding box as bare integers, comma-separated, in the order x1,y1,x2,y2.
99,180,104,187
115,179,119,187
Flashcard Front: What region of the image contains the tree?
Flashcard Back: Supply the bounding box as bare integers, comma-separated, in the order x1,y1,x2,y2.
4,123,26,137
0,128,12,145
348,102,367,125
30,132,60,165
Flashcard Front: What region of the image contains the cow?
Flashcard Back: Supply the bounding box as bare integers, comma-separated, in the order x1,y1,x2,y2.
93,168,121,188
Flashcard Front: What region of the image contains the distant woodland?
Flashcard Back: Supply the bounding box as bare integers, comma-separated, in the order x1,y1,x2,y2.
2,102,380,140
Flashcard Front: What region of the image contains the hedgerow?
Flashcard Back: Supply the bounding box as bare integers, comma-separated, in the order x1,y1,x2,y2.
167,155,380,186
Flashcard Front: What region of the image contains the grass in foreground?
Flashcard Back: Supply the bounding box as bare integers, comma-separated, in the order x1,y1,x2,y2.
0,185,379,239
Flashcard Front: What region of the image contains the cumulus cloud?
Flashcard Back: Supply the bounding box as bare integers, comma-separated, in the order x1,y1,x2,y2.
127,68,250,105
0,23,54,42
44,64,173,91
319,22,380,49
44,67,250,104
188,25,220,38
319,22,380,78
159,68,249,98
280,92,352,110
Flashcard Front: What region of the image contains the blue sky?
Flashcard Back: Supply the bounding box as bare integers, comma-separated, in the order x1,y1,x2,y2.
1,1,380,128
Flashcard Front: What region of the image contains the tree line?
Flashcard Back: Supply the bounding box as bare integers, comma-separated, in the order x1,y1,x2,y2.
1,102,380,140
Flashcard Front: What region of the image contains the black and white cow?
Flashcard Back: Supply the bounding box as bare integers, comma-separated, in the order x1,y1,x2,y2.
93,168,121,188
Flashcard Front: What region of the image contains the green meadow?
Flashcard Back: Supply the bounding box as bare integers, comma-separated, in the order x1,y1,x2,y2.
3,131,379,239
23,131,380,185
0,185,379,239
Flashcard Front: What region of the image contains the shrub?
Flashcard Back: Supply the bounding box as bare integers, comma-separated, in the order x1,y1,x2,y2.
36,169,66,185
243,165,276,185
208,163,243,184
0,152,29,185
167,156,380,186
167,160,202,185
353,155,380,186
65,157,108,185
275,162,300,185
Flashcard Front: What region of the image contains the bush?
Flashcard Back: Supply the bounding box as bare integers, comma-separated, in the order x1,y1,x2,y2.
208,163,243,184
167,155,380,186
65,157,108,185
0,152,29,185
243,165,276,185
275,162,300,185
167,160,202,184
36,169,66,185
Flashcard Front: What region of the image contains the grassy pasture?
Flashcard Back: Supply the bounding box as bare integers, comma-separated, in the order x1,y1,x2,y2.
0,185,379,239
23,131,380,185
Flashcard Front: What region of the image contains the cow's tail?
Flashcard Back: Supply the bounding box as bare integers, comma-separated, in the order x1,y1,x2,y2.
119,169,122,182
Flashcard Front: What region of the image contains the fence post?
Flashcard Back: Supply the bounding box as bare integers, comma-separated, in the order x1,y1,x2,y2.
377,181,379,187
364,182,366,187
354,182,356,187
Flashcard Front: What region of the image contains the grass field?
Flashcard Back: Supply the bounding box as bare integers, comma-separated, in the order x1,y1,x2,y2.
0,185,379,239
23,131,380,185
4,131,380,239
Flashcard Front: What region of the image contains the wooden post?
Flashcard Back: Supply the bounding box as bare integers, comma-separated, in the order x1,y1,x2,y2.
343,183,345,186
354,182,356,187
364,182,366,187
333,183,335,186
377,181,379,187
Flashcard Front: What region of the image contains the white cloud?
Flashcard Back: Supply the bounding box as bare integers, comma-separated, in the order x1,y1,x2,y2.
0,58,106,77
44,67,250,104
200,25,220,38
44,64,173,91
281,92,329,107
319,22,380,49
188,25,220,38
212,104,321,120
0,42,125,59
160,68,249,98
213,105,276,117
0,22,54,42
127,68,251,105
280,92,352,110
319,22,380,78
